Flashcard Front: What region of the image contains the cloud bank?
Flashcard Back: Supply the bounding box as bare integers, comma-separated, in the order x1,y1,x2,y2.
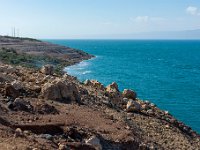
186,6,200,16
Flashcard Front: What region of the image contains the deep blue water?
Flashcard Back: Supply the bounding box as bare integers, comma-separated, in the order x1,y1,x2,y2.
46,39,200,133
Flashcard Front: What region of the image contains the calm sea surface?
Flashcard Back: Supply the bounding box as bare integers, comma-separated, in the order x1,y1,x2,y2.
46,39,200,133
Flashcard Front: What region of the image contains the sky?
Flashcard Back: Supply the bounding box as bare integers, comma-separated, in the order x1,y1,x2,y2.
0,0,200,39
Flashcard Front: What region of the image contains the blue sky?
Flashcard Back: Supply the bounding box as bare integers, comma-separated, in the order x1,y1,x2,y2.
0,0,200,39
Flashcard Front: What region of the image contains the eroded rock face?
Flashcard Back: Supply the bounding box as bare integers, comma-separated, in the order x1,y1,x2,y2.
41,65,54,75
122,89,137,100
42,79,80,103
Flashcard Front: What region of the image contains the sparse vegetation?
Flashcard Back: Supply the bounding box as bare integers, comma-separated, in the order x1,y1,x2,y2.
0,47,70,74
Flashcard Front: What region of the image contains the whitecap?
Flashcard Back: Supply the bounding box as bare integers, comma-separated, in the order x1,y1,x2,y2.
82,70,92,75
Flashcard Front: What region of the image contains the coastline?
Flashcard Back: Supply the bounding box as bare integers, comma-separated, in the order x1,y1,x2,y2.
0,36,199,149
63,49,200,135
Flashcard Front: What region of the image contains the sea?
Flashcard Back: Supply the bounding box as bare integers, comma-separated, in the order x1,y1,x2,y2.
46,39,200,133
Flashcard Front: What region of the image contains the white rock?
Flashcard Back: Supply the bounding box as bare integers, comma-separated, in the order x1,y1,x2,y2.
85,136,102,150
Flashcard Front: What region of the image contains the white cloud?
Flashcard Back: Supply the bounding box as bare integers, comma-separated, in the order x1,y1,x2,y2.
134,16,149,23
131,16,166,23
186,6,199,16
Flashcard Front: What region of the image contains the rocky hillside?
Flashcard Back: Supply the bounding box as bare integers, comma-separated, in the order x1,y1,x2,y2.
0,63,199,150
0,36,93,73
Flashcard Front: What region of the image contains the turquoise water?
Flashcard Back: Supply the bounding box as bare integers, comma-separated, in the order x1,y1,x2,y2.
46,40,200,133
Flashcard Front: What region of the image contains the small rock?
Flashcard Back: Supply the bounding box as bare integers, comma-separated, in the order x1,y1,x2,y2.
11,80,23,90
15,128,23,137
58,143,66,150
164,111,169,115
5,84,20,99
7,101,14,109
141,104,149,110
126,99,141,112
147,109,154,115
122,89,137,100
144,100,150,104
150,103,156,107
41,65,54,75
40,134,53,140
23,130,31,135
85,136,102,150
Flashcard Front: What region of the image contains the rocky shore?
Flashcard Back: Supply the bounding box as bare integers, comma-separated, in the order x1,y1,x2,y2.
0,37,199,150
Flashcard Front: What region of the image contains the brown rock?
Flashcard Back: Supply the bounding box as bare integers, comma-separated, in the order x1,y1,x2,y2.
11,80,23,90
85,80,105,90
126,99,141,112
5,84,20,98
122,89,137,100
106,82,119,92
15,128,23,137
41,65,54,75
106,82,122,105
42,79,80,103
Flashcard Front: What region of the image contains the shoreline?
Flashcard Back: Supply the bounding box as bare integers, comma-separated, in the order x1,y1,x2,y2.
62,42,200,135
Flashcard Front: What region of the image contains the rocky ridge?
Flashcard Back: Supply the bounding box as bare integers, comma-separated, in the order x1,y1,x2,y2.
0,63,199,150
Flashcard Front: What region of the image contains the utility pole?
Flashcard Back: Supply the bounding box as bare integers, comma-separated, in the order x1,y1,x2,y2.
14,27,15,37
17,29,19,37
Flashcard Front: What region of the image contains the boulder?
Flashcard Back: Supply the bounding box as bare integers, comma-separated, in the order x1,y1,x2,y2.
122,89,137,100
106,82,122,105
126,99,141,112
13,98,33,112
35,104,59,114
106,82,119,93
11,80,23,90
41,65,54,75
85,136,102,150
85,80,105,90
42,79,80,103
5,84,20,98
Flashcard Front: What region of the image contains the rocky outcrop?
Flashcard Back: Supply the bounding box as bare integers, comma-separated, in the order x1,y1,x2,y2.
41,79,80,103
122,89,137,100
84,79,105,90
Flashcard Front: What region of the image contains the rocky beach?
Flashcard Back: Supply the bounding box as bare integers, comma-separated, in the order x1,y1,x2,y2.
0,36,199,150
